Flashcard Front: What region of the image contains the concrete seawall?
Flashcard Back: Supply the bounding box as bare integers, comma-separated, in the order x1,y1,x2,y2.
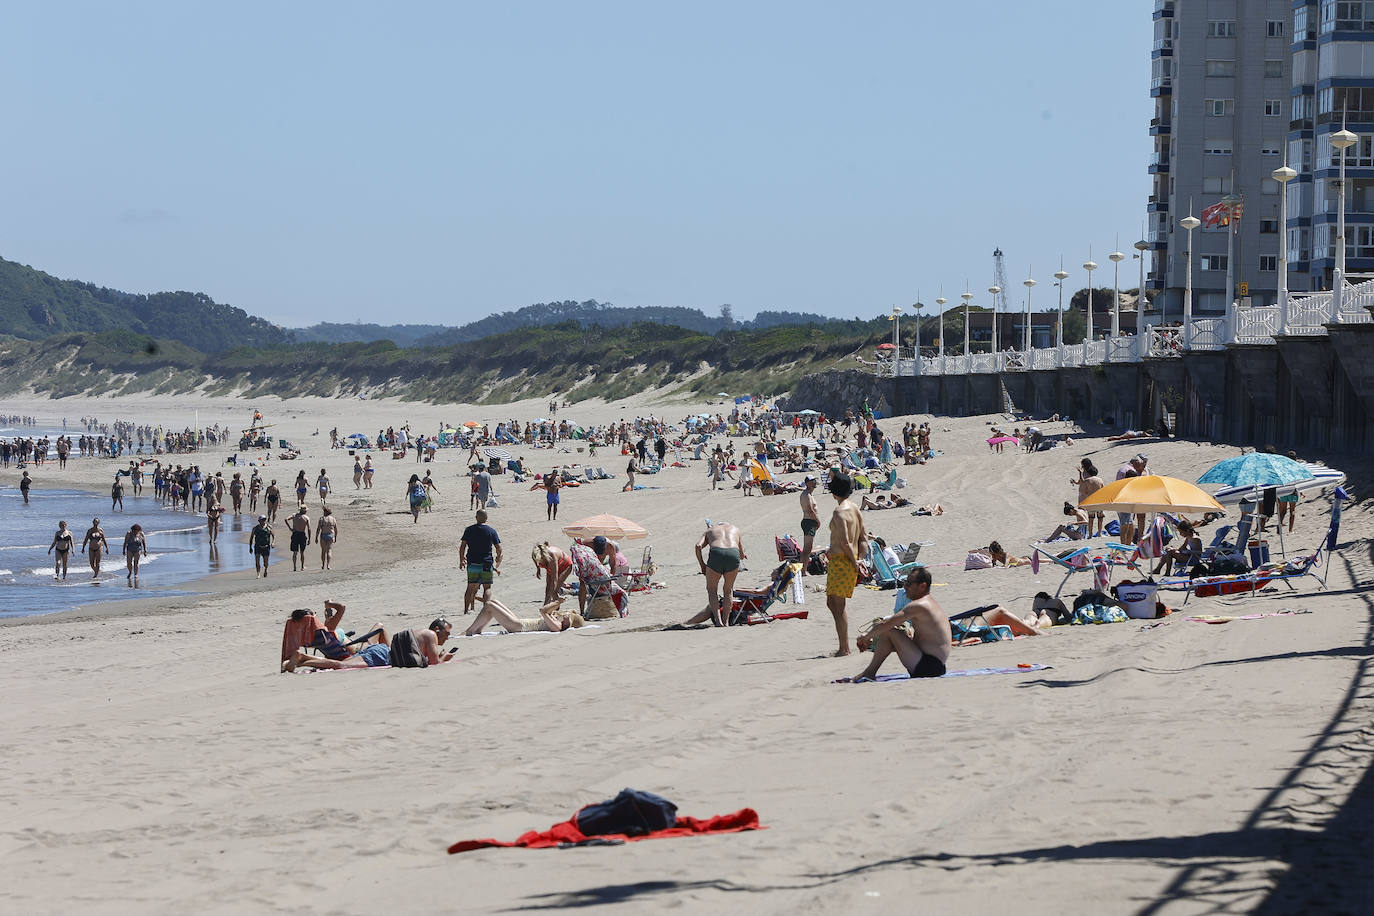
779,329,1374,452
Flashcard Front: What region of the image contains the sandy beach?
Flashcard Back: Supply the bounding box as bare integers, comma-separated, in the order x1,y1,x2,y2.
1,391,1370,915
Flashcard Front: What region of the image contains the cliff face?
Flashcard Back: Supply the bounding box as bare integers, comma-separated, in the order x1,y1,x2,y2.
779,369,897,419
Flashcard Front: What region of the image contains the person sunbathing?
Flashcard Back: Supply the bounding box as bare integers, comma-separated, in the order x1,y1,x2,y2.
1042,503,1090,542
909,503,943,516
464,595,585,635
977,541,1032,568
955,605,1048,642
1106,429,1155,441
282,618,455,670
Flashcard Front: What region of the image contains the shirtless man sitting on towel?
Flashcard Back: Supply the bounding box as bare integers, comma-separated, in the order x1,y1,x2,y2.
694,520,746,627
845,567,951,681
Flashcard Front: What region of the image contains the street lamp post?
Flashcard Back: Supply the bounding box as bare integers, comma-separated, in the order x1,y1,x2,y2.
936,294,947,374
887,304,902,376
1273,160,1298,333
988,285,1001,356
960,291,973,359
1330,125,1358,320
1109,248,1125,340
1181,209,1201,348
1054,261,1069,366
1133,237,1150,322
1082,255,1098,354
1023,272,1036,354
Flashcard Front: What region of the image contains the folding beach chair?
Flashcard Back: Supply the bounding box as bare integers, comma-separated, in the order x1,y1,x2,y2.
625,546,654,592
1029,542,1139,597
728,562,807,625
775,534,803,562
868,540,923,588
948,606,1012,644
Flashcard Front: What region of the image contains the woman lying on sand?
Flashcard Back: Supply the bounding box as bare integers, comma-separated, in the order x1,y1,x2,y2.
464,595,586,636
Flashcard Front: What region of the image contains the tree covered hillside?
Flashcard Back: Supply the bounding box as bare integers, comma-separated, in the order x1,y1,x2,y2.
0,256,289,352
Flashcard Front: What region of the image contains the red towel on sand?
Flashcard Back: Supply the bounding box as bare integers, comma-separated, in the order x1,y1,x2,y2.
448,808,762,854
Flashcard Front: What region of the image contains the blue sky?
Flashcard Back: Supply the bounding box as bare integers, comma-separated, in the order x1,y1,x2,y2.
0,2,1151,328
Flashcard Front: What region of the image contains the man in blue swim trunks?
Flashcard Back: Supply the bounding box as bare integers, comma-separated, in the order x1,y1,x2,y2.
847,567,952,681
459,510,502,614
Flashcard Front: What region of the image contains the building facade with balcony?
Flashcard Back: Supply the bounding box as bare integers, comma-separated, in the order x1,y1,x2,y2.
1148,0,1292,316
1285,1,1374,291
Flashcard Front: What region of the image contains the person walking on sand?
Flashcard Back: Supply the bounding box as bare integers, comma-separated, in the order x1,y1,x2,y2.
286,506,312,571
48,520,74,580
473,465,492,511
406,474,427,522
316,468,330,502
842,567,952,682
265,479,282,522
122,523,148,585
353,456,363,490
459,510,502,613
249,514,275,577
316,506,338,570
623,454,638,492
81,518,110,580
692,521,746,626
421,471,440,512
363,455,374,489
544,468,562,521
825,471,867,656
294,470,309,508
799,475,821,567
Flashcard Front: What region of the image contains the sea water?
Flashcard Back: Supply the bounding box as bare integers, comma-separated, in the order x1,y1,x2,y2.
0,485,257,619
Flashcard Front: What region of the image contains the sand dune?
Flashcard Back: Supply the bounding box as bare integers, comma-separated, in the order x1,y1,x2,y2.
0,390,1370,914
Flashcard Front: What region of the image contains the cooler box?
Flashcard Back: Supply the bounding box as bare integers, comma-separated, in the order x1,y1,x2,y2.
1248,539,1270,567
1117,582,1159,619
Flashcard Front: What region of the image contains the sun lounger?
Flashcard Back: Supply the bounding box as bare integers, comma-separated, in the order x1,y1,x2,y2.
948,606,1012,644
728,562,803,625
868,540,922,588
1029,542,1140,596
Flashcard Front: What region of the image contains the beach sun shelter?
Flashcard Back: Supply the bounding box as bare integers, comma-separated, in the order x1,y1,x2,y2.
562,514,649,540
1080,475,1225,516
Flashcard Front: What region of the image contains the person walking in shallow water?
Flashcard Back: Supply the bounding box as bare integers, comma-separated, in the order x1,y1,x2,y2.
81,518,109,580
122,524,147,585
48,520,74,580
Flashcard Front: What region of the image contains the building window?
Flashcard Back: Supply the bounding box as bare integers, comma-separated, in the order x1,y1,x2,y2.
1260,142,1282,156
1267,20,1285,37
1203,139,1233,155
1264,59,1284,78
1296,6,1313,39
1288,137,1313,169
1259,255,1278,271
1327,133,1374,167
1289,227,1311,262
1264,178,1281,195
1260,219,1279,234
1208,20,1237,37
1205,59,1236,77
1206,98,1235,116
1203,176,1233,194
1322,1,1374,31
1264,99,1283,116
1201,255,1229,271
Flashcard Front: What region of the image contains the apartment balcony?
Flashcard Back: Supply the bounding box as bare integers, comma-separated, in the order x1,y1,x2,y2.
1150,76,1173,98
1147,152,1170,174
1152,0,1174,20
1149,116,1172,136
1147,195,1169,213
1152,37,1173,57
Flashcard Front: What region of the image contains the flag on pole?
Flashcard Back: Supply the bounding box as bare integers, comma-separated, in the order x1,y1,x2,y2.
1201,196,1244,228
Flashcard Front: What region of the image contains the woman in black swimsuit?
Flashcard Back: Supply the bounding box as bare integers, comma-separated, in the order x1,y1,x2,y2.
47,520,74,580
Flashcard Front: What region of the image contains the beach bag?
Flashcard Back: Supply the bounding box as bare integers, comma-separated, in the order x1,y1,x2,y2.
409,483,427,505
965,551,993,571
1032,593,1069,625
388,629,429,668
586,595,619,620
1114,580,1160,619
575,789,678,837
806,552,828,576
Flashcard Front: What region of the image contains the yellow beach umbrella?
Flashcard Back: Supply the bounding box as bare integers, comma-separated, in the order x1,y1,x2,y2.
1080,475,1225,515
562,514,649,540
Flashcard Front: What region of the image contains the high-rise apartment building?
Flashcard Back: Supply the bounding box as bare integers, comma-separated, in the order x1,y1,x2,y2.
1285,2,1374,292
1147,0,1292,316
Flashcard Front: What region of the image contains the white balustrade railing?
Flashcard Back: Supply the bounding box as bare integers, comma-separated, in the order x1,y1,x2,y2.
1189,317,1227,350
1106,336,1138,362
1233,304,1279,343
1147,326,1185,357
890,295,1367,378
1286,293,1330,335
968,353,997,374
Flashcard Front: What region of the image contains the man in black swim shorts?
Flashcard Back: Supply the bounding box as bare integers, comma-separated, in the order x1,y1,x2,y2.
847,567,952,682
694,520,746,627
799,475,821,563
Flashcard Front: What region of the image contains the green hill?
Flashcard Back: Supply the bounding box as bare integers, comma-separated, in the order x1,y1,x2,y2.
0,256,290,353
290,322,450,346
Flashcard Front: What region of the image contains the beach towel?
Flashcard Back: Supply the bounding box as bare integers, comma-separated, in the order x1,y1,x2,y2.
448,807,762,853
834,664,1051,684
